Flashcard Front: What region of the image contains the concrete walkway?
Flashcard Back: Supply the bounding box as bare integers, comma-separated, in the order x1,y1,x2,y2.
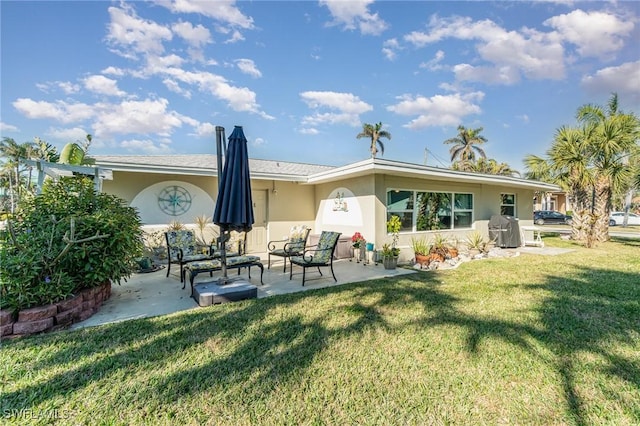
70,243,577,330
71,258,415,329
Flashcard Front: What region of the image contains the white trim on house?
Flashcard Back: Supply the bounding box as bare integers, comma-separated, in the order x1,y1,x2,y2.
306,158,560,191
94,155,561,192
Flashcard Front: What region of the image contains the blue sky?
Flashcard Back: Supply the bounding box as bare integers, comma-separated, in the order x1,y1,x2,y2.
1,1,639,171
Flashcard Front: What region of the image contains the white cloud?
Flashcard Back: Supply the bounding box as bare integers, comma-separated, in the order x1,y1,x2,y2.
581,61,640,103
387,92,484,129
299,127,319,135
517,114,530,124
452,64,521,85
46,127,89,142
92,98,183,137
0,122,18,132
404,15,566,83
157,0,254,29
419,50,446,71
102,66,126,76
382,38,400,61
36,81,81,94
172,21,212,47
222,29,245,44
163,78,192,98
119,138,173,154
299,91,373,132
58,81,81,94
192,122,216,138
320,0,388,35
83,75,126,97
544,9,634,60
235,59,262,78
13,98,95,123
300,91,373,114
106,5,172,58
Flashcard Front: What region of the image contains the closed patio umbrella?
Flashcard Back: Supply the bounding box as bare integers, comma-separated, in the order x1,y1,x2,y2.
213,126,254,280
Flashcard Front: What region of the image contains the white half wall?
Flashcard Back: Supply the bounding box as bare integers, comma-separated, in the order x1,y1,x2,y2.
131,180,215,225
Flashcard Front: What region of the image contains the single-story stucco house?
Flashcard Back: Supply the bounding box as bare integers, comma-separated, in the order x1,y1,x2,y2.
92,154,560,263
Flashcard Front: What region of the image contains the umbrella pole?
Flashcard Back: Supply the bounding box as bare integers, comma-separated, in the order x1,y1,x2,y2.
217,227,229,282
215,126,225,191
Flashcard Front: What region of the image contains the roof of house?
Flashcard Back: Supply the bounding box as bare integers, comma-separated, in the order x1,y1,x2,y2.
93,155,560,191
93,154,334,181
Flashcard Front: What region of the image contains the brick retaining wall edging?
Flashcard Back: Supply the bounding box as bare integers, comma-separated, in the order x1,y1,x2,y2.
0,281,112,339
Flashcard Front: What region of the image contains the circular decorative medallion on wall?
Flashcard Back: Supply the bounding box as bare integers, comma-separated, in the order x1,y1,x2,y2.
158,185,192,216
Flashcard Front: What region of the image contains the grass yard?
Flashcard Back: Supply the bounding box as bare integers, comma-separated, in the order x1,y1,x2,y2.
1,237,639,425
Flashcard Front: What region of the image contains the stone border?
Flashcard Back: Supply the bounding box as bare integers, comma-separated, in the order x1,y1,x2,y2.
0,281,111,339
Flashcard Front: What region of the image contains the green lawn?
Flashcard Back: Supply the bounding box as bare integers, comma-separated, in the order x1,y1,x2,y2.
2,237,639,425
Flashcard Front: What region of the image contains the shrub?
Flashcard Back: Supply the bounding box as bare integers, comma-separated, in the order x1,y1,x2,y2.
0,177,143,312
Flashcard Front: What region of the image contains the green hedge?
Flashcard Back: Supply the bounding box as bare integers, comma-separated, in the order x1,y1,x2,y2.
0,177,143,312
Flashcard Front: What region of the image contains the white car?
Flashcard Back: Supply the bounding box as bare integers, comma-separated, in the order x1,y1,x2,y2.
609,212,640,226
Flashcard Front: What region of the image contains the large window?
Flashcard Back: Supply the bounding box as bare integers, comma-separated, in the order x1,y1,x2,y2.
501,193,516,217
387,190,474,231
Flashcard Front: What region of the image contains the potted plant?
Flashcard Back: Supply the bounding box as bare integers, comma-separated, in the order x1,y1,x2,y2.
411,236,430,266
351,232,365,262
382,215,401,269
429,233,449,263
465,231,486,257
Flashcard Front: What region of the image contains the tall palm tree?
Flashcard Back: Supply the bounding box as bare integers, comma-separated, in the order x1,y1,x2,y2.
0,137,35,212
444,125,487,163
576,93,639,239
356,122,391,158
524,94,639,246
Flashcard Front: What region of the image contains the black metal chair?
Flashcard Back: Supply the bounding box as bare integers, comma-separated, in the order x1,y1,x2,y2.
165,230,214,283
289,231,341,286
267,226,311,272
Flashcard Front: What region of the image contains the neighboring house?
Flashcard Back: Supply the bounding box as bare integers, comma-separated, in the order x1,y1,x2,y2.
94,155,559,262
533,191,572,214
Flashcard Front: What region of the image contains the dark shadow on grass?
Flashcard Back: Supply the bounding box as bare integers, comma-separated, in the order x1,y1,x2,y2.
610,236,640,247
2,263,638,424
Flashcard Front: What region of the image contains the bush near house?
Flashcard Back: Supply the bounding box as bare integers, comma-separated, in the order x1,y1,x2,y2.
0,177,143,313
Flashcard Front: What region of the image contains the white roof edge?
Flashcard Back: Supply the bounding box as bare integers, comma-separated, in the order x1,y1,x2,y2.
96,156,560,191
307,158,561,191
94,160,309,181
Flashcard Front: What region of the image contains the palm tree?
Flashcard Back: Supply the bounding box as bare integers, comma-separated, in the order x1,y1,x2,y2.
452,157,519,176
0,137,35,212
524,94,639,246
356,122,391,158
576,93,639,239
33,137,60,163
444,125,487,163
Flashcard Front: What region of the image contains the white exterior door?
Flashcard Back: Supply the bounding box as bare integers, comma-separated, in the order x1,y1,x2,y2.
247,190,267,253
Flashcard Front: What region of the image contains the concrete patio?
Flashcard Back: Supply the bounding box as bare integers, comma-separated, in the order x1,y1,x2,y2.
71,257,415,329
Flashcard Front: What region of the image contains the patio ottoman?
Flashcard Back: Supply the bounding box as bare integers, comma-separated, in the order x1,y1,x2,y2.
192,280,257,307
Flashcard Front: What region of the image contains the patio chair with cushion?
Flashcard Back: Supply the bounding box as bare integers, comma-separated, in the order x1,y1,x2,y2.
289,231,342,286
216,230,246,258
165,230,215,283
267,225,311,272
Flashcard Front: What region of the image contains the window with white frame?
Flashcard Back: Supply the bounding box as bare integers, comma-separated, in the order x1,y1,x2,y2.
387,190,474,231
501,193,516,217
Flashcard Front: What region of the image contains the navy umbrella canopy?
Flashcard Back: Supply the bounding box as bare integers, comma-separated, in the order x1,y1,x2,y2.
213,126,254,280
213,125,254,232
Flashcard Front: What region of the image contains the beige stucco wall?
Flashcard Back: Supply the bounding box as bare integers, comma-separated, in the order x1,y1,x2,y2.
264,180,316,242
103,170,536,261
314,173,537,262
103,171,318,250
313,175,377,245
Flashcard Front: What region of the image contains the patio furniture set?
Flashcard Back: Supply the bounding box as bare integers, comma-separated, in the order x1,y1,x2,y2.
165,227,342,306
